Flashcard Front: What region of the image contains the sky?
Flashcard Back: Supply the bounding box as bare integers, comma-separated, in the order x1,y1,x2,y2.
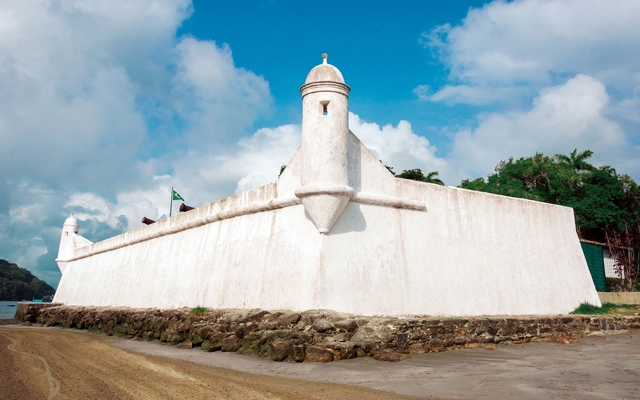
1,0,639,288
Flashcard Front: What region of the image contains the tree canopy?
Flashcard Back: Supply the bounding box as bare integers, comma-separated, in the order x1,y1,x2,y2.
383,164,445,186
0,259,55,301
396,169,445,185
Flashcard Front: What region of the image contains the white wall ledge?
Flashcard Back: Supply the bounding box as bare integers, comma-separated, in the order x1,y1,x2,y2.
61,195,302,264
353,192,427,211
59,191,427,264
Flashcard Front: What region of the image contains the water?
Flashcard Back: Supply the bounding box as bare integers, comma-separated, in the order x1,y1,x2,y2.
0,301,19,319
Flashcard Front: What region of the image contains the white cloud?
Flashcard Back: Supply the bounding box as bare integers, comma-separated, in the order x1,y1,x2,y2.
0,0,272,192
162,124,300,203
63,187,169,232
65,193,112,224
13,243,48,278
412,85,430,100
235,174,271,195
449,74,628,180
57,124,301,233
609,76,640,124
417,84,528,106
227,114,453,195
228,125,301,193
8,183,55,225
172,38,272,144
416,0,640,183
0,0,194,187
0,0,275,286
348,113,449,180
423,0,640,91
112,190,163,228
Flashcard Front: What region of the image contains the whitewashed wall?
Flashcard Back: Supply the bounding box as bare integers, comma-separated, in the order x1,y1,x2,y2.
54,132,600,316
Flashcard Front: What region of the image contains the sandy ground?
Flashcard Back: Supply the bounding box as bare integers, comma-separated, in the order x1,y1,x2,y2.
0,327,413,400
1,326,639,399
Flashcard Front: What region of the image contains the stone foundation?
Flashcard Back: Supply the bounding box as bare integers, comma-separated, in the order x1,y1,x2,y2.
15,303,640,363
13,302,61,323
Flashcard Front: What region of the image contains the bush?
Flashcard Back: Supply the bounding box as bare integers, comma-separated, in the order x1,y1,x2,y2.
570,302,637,315
189,306,207,316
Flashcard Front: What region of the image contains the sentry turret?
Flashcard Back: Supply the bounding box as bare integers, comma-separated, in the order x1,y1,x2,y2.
294,54,354,234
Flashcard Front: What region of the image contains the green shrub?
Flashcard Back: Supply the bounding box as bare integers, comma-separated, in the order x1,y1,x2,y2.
570,302,636,315
189,306,207,316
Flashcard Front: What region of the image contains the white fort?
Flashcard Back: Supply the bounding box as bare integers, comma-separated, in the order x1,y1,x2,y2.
54,55,601,315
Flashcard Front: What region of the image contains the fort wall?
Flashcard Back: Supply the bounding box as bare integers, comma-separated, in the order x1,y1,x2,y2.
53,56,600,316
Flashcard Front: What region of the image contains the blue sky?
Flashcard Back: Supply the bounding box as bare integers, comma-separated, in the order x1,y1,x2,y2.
1,0,639,288
178,0,488,142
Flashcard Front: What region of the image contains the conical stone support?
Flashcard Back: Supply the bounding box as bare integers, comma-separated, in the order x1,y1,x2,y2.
295,183,354,234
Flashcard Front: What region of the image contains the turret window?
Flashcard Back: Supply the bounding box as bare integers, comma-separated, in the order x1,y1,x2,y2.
320,101,329,116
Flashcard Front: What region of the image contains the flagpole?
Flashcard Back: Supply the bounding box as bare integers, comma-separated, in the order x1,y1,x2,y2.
170,186,173,218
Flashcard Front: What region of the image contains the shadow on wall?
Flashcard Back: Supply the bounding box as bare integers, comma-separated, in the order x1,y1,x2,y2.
303,203,367,235
347,130,362,192
324,202,367,235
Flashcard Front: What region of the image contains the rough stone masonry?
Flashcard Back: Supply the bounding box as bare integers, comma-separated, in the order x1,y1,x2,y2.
15,303,640,363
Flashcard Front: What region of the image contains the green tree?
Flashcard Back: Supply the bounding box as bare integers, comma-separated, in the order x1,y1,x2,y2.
397,169,445,185
460,153,561,201
385,165,396,176
379,160,445,185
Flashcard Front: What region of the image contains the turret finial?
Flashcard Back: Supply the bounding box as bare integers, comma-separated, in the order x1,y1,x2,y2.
322,53,328,64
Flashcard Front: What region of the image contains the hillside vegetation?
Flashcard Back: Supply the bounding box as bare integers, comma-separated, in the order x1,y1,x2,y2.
0,259,55,300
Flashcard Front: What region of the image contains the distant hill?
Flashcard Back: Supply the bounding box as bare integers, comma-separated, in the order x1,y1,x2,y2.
0,259,55,301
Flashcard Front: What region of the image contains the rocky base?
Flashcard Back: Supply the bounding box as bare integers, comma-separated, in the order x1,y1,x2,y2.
15,303,640,363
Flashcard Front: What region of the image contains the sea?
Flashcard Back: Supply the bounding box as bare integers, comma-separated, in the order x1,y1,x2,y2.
0,301,19,319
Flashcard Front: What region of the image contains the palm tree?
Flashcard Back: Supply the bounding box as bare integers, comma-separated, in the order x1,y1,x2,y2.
424,171,445,185
554,149,594,172
396,169,445,186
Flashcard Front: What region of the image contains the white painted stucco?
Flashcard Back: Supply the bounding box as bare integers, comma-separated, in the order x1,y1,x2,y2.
54,56,600,315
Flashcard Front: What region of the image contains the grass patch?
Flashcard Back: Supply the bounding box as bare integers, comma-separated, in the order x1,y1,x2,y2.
189,306,208,316
570,302,639,315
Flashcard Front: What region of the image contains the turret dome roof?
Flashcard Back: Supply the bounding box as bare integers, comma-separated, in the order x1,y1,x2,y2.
304,54,345,84
63,214,78,227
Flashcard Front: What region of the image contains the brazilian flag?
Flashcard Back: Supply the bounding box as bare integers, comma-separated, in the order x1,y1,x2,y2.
172,190,184,201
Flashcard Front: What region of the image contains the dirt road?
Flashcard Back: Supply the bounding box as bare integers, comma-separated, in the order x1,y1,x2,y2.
0,327,411,400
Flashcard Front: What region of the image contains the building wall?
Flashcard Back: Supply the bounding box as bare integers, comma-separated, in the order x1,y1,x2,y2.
598,291,640,305
580,242,607,291
603,248,623,279
54,132,601,316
